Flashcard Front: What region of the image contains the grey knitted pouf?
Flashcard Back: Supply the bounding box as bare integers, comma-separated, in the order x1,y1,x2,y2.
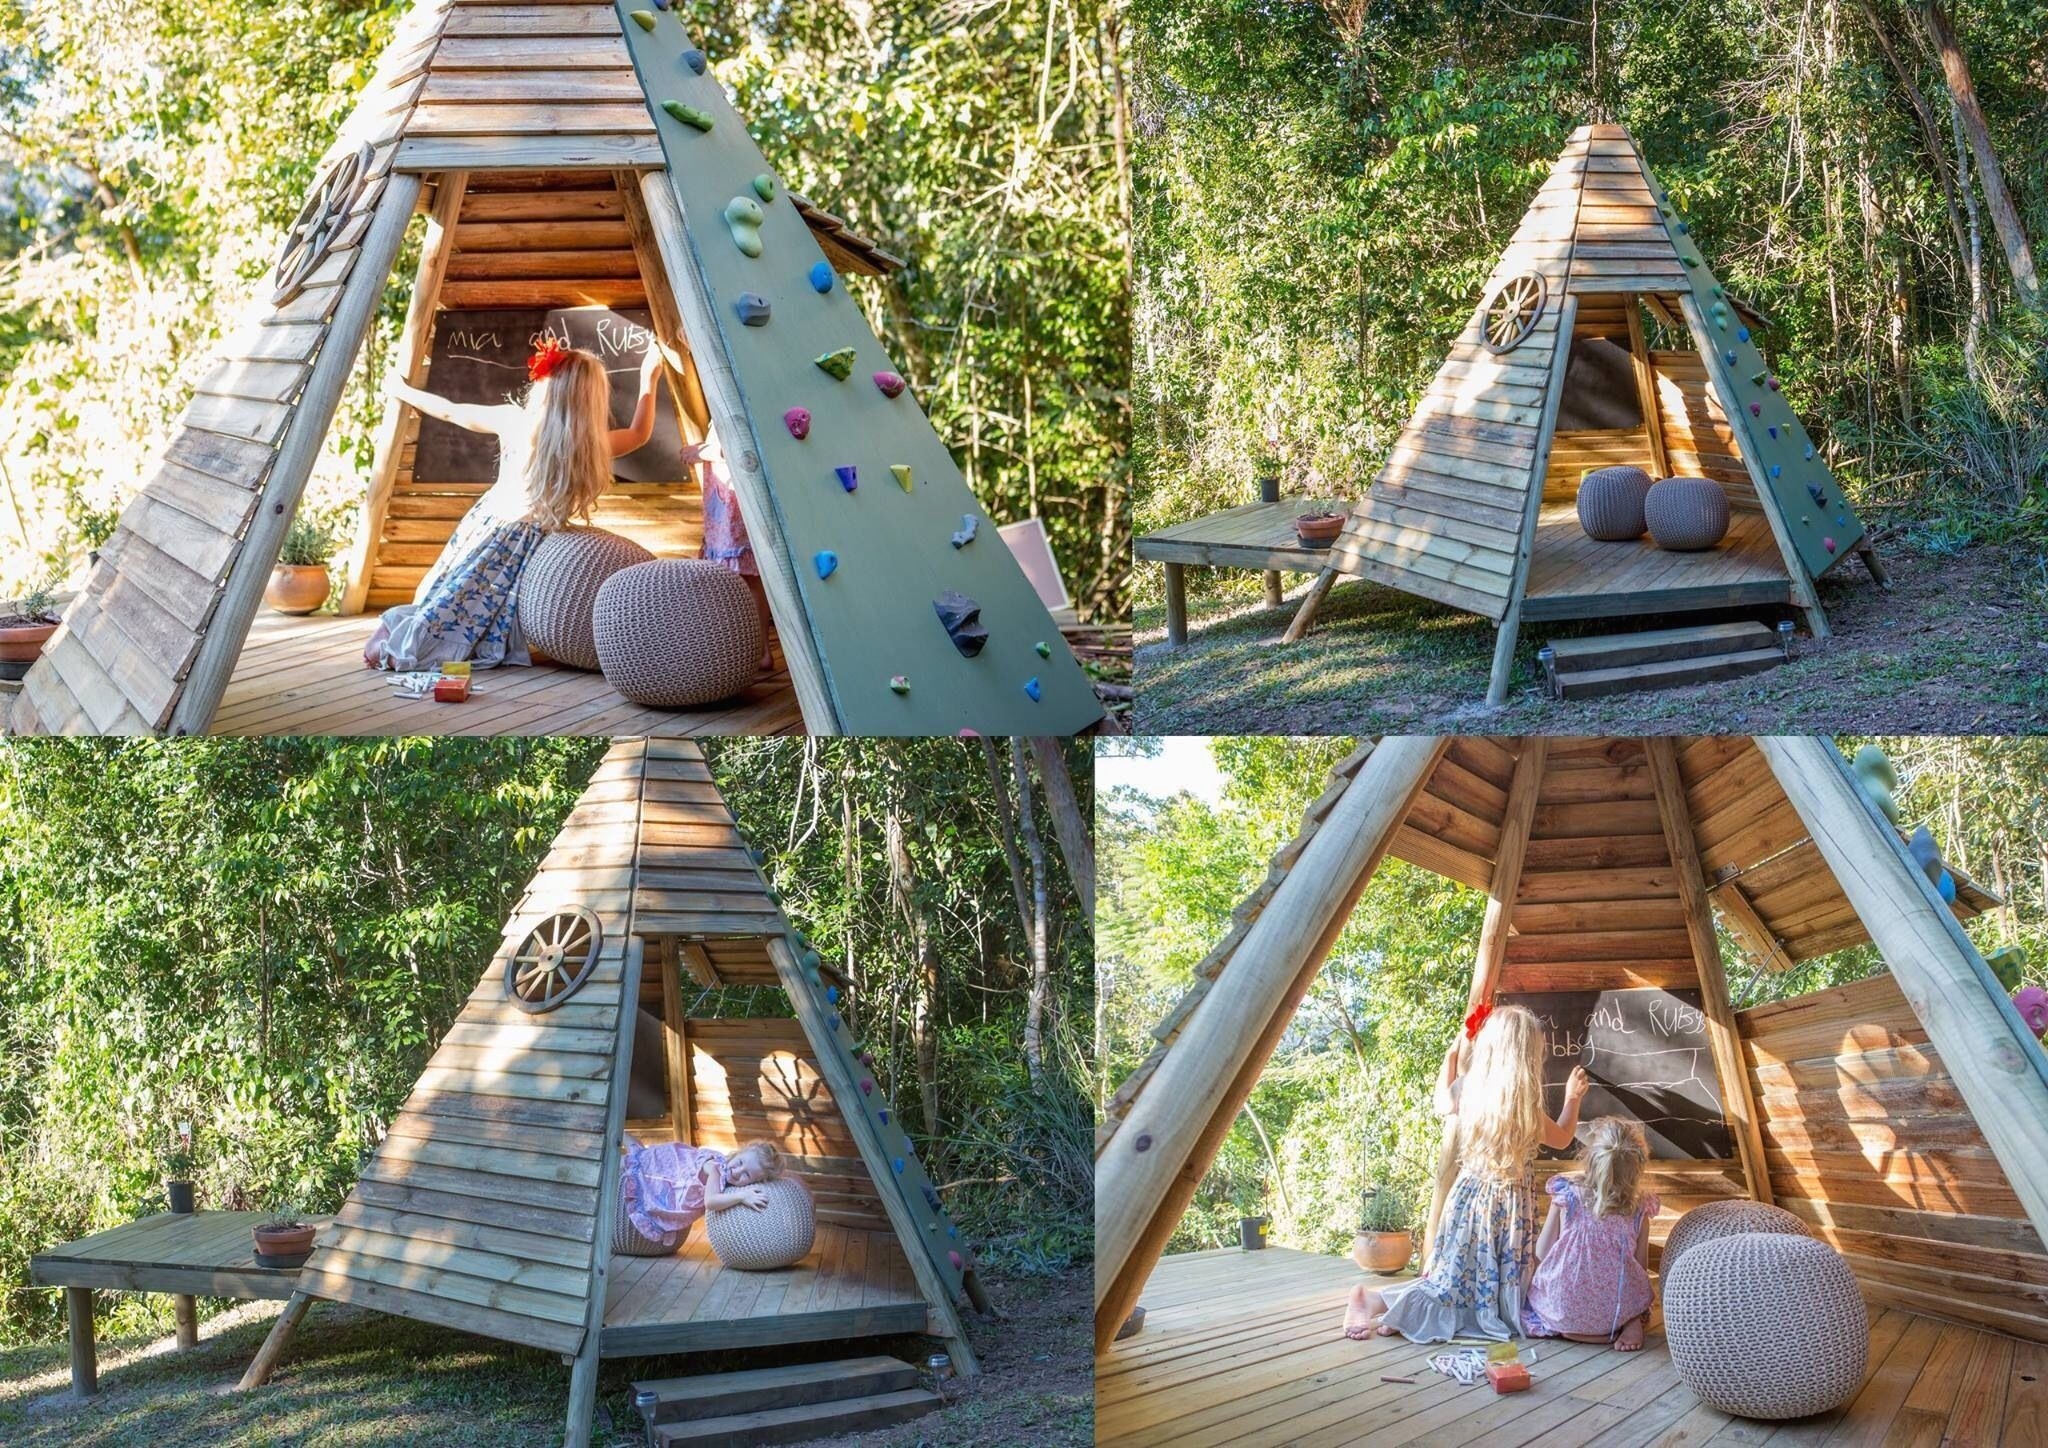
593,560,763,708
1645,475,1731,551
1664,1232,1868,1419
705,1176,816,1270
613,1188,682,1257
1661,1199,1810,1277
518,527,654,671
1576,465,1654,540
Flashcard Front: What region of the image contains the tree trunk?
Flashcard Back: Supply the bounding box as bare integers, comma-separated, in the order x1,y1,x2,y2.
1915,1,2042,308
884,772,942,1160
1027,737,1095,929
979,739,1036,952
1012,739,1052,1087
1852,0,1974,309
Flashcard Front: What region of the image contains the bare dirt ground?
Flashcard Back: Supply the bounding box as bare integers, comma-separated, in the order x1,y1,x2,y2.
1133,535,2048,735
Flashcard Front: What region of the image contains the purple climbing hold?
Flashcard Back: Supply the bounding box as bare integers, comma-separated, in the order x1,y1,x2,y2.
873,370,906,398
1750,402,1762,417
784,406,810,440
948,1250,963,1270
834,465,858,493
934,591,988,658
1024,676,1042,702
1823,536,1837,554
1768,375,1781,390
860,1077,873,1095
859,1051,874,1066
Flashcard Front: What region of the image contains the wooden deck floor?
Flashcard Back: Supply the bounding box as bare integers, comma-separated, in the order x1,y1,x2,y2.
1135,499,1345,574
1097,1248,2045,1447
210,611,802,736
1524,503,1790,621
30,1210,328,1299
598,1223,929,1358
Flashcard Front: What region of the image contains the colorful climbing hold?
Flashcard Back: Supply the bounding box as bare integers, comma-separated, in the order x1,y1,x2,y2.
628,8,656,30
1750,370,1768,387
934,591,988,657
891,464,914,494
723,196,764,256
1024,676,1042,702
1768,426,1779,439
1823,536,1837,554
814,347,856,380
948,1250,963,1270
1768,375,1781,390
809,260,834,293
751,172,775,202
872,370,906,398
1681,255,1697,267
1676,221,1689,234
859,1077,872,1095
833,465,858,493
1724,350,1736,366
893,1158,906,1175
1034,640,1051,659
947,1225,958,1240
889,675,909,695
662,99,713,131
859,1051,874,1066
1804,444,1814,460
1836,512,1847,525
800,949,821,971
829,1013,841,1031
922,1184,941,1210
1808,483,1826,503
681,46,706,72
950,515,976,548
813,550,837,579
1938,870,1958,904
1737,327,1751,343
827,986,841,1004
783,406,810,440
1769,464,1781,478
1750,402,1762,417
879,1108,891,1124
733,292,770,327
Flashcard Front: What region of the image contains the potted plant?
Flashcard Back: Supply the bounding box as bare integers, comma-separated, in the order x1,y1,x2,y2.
264,515,339,615
1254,450,1285,504
1351,1185,1415,1274
1295,509,1345,547
0,578,62,681
164,1125,197,1215
252,1211,318,1268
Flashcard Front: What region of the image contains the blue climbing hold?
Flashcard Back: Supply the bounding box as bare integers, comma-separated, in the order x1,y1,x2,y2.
1768,426,1779,439
1938,870,1958,904
1023,677,1041,702
1804,445,1815,460
879,1109,890,1125
809,260,834,293
1770,464,1781,478
829,1013,841,1030
1738,327,1751,343
922,1184,941,1210
834,465,857,493
827,986,840,1004
1724,350,1736,366
893,1158,905,1175
1677,221,1689,234
947,1225,958,1239
1808,484,1825,502
682,47,706,73
1836,512,1848,524
814,550,837,580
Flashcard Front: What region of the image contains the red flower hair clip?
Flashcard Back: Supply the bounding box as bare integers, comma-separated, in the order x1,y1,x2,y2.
528,335,570,381
1463,1001,1493,1041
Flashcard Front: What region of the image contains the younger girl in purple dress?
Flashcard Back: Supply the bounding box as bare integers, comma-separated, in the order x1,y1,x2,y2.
1524,1116,1659,1352
619,1138,783,1250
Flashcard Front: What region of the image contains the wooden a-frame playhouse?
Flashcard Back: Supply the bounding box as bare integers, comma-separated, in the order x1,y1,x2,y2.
1095,736,2048,1442
1284,125,1887,704
5,0,1100,738
231,738,986,1447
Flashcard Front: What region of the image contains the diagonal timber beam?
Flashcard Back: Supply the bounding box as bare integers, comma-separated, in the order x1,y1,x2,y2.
1094,736,1448,1353
1711,879,1797,975
1757,737,2048,1248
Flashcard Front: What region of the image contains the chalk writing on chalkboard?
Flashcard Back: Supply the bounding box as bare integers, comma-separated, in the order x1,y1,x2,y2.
1499,988,1731,1160
413,307,688,485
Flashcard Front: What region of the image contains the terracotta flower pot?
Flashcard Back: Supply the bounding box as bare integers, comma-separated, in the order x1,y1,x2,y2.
0,619,57,681
1294,512,1345,547
264,564,330,616
253,1221,317,1268
1352,1229,1414,1274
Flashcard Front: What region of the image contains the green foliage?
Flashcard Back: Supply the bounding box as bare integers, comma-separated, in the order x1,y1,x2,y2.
1358,1183,1414,1234
275,513,340,568
4,577,60,623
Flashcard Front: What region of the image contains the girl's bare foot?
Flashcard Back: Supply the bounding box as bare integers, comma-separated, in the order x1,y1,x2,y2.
1615,1317,1645,1352
1343,1286,1384,1340
1374,1324,1400,1336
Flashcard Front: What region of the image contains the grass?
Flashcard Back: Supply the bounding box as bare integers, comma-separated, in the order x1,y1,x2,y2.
0,1267,1092,1447
1132,534,2048,733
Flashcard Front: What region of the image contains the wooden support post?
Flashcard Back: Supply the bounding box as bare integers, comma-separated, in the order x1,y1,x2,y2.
1162,562,1188,646
169,173,426,734
174,1292,199,1351
1711,880,1797,976
65,1287,97,1398
1857,544,1891,588
1095,737,1448,1353
661,940,693,1142
337,170,468,615
1626,295,1671,478
616,172,714,444
1262,570,1284,609
1488,293,1578,708
1424,739,1547,1260
1759,736,2048,1247
1282,568,1337,644
1646,739,1773,1205
1676,293,1830,641
1485,614,1523,708
636,172,838,735
564,934,648,1448
236,1292,312,1390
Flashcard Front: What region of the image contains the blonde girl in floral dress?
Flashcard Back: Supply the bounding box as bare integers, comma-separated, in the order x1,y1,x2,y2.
1344,1003,1589,1343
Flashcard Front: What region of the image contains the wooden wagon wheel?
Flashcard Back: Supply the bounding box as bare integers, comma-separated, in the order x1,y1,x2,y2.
503,906,604,1013
1481,272,1548,354
271,142,376,306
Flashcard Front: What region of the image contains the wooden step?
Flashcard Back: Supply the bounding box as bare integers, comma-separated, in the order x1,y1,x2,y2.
651,1387,942,1447
1552,647,1786,699
1545,620,1781,671
635,1355,922,1424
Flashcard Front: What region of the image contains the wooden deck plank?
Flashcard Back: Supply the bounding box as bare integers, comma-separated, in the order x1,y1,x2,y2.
30,1211,329,1300
1523,502,1791,620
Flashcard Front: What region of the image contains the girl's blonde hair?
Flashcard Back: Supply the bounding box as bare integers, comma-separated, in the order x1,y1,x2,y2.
1577,1116,1648,1218
732,1139,785,1180
521,347,613,530
1457,1003,1547,1182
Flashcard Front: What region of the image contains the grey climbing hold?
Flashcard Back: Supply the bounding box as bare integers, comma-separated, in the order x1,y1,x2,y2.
950,515,976,549
933,591,988,658
682,47,707,72
734,292,771,326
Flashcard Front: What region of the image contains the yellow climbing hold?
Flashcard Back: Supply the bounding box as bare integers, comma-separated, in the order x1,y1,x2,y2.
629,9,657,30
891,464,913,493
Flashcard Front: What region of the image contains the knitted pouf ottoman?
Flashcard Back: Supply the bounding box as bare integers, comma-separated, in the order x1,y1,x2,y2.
518,527,653,671
1661,1199,1810,1277
612,1188,680,1257
1664,1233,1868,1420
1576,465,1654,541
706,1176,816,1270
592,560,764,708
1645,475,1731,551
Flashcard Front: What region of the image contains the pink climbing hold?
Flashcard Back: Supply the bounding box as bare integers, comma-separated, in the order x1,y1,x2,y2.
1749,402,1762,416
873,370,907,398
860,1077,874,1094
948,1250,963,1270
1823,536,1837,553
783,406,810,440
958,729,980,737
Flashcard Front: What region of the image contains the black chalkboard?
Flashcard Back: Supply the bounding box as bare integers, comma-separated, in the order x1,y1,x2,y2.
413,307,687,484
1499,988,1732,1160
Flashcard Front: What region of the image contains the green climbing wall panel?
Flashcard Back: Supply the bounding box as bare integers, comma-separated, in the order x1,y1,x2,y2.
614,6,1101,736
1636,144,1866,580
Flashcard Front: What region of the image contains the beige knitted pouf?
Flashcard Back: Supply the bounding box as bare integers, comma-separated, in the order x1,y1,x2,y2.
613,1189,681,1257
1661,1199,1809,1277
1576,465,1654,541
518,527,654,671
1645,475,1731,551
705,1176,816,1270
1664,1233,1868,1420
592,560,764,708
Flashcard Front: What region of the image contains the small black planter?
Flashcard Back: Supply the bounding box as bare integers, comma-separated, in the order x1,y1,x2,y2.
1239,1215,1269,1250
166,1179,196,1214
